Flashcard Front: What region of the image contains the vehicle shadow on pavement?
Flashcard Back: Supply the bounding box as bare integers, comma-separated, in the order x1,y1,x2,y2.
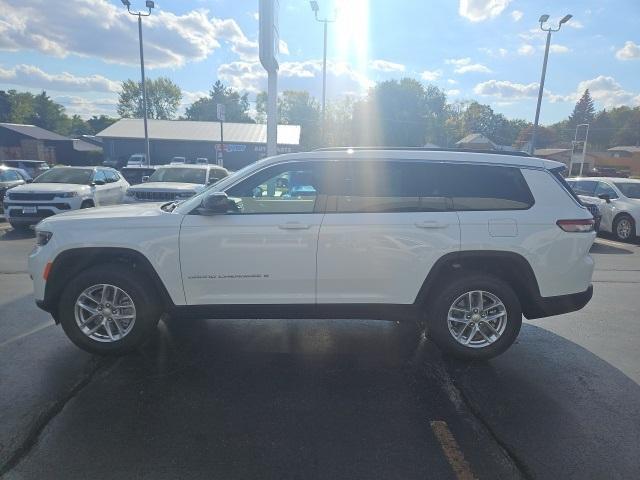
0,228,34,241
441,323,640,480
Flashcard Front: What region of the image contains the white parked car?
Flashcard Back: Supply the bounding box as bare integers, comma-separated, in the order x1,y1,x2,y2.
566,177,640,241
29,149,595,359
127,154,147,167
3,166,129,229
124,164,229,203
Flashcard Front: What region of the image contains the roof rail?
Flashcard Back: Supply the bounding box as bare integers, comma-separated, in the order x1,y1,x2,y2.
313,146,532,157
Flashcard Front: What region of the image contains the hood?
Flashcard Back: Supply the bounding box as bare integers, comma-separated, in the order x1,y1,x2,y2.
9,182,89,193
128,182,203,192
38,202,171,229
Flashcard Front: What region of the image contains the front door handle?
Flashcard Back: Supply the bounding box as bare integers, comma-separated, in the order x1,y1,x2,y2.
415,221,448,229
278,222,311,230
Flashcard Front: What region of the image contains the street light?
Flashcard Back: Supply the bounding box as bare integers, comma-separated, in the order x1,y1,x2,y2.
122,0,154,166
529,13,572,155
309,1,336,145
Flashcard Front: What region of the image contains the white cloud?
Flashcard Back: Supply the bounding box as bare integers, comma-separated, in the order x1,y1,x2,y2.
576,76,640,108
446,89,461,97
447,79,458,85
474,79,539,99
458,0,512,22
616,41,640,60
549,44,570,54
217,59,372,95
511,10,523,21
279,39,290,55
517,44,535,56
369,59,406,73
420,69,442,81
479,47,508,57
0,64,120,92
446,57,491,74
0,0,259,68
54,95,117,118
566,19,584,29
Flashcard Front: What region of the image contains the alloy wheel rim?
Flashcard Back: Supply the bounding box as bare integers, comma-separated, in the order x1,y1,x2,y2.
74,284,136,343
447,290,508,349
617,219,631,239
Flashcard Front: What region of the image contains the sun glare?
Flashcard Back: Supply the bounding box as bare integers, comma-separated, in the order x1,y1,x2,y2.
333,0,370,74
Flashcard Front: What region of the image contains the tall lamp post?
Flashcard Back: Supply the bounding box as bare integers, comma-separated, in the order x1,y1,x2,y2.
529,13,572,155
309,1,336,145
122,0,154,167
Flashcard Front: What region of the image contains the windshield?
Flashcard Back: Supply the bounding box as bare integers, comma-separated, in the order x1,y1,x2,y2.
32,168,93,185
614,182,640,199
149,167,206,184
0,171,18,182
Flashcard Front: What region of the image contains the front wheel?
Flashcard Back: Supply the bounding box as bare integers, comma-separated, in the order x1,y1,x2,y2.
426,274,522,360
613,214,635,242
59,265,161,355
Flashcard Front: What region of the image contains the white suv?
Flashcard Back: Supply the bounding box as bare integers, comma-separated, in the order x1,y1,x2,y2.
4,166,129,229
566,177,640,241
28,149,595,359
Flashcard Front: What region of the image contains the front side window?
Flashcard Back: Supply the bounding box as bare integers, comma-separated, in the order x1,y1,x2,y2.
595,182,618,199
0,170,20,181
33,168,93,185
225,163,327,214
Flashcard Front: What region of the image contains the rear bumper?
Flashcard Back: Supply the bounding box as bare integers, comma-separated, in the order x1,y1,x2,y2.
524,284,593,319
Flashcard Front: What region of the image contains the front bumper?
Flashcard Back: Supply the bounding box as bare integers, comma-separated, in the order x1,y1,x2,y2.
4,202,75,225
524,284,593,319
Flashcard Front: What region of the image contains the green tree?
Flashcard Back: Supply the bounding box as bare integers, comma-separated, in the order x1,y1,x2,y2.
87,115,118,134
589,110,614,150
612,108,640,146
279,91,321,149
0,91,11,122
29,91,67,132
117,77,182,120
185,80,253,123
568,89,596,129
514,125,556,150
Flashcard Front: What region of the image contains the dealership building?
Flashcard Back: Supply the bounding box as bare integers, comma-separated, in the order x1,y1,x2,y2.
97,119,301,171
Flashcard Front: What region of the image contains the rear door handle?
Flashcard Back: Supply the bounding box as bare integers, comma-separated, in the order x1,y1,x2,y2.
278,222,311,230
415,221,448,229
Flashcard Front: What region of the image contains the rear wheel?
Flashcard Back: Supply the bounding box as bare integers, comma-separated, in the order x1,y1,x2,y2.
426,274,522,360
80,200,95,209
613,214,635,242
59,265,161,355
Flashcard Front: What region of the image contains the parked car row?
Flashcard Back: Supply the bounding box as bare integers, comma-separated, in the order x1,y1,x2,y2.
103,153,217,170
2,164,229,229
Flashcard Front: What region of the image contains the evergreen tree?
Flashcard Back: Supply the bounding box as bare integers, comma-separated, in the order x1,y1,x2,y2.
568,89,596,129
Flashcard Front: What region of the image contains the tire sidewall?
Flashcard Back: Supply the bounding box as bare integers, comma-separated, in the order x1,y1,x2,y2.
427,274,522,360
59,265,160,355
613,215,635,242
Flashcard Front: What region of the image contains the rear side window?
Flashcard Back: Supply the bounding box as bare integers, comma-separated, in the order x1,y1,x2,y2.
441,164,534,211
571,180,598,196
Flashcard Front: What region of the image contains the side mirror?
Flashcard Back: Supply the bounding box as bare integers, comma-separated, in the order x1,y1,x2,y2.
92,179,106,186
598,193,611,203
142,176,150,183
199,192,233,215
26,178,33,183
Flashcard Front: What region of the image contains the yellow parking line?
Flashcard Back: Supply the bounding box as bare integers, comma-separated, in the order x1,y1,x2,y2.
0,322,54,349
430,420,476,480
594,238,633,249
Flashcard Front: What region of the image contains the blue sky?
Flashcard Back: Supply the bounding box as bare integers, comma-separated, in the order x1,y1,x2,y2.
1,0,639,124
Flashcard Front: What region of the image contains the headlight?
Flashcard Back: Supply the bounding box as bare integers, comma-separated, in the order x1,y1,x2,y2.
125,189,134,197
36,231,53,246
176,191,196,198
57,192,78,198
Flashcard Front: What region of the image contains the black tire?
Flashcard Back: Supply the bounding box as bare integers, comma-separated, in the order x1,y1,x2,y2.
426,274,522,360
612,214,635,242
58,264,161,355
80,200,95,209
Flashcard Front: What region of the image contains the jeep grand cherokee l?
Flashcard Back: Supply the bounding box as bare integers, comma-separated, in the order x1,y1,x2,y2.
29,149,595,359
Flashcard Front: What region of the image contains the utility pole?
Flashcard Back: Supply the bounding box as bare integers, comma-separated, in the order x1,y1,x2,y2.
259,0,279,157
122,0,154,167
529,13,572,155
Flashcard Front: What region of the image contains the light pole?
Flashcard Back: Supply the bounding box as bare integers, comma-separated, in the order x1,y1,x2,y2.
529,13,572,155
569,123,590,177
309,1,336,145
122,0,154,166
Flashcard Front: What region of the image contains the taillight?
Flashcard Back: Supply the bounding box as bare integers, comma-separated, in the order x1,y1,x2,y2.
556,219,595,232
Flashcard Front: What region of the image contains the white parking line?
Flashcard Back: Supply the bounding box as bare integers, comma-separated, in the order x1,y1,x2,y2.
430,420,476,480
0,322,55,349
594,238,633,249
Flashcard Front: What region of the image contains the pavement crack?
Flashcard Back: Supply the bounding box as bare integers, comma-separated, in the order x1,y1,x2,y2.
0,356,114,476
431,356,535,480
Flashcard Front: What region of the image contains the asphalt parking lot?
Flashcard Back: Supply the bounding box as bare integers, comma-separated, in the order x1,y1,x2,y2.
0,222,639,479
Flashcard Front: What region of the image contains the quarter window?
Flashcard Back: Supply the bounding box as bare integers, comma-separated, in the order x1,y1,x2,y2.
571,180,598,196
